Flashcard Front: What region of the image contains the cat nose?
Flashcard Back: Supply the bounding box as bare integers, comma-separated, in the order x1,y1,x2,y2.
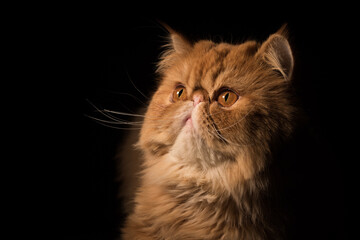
193,92,204,106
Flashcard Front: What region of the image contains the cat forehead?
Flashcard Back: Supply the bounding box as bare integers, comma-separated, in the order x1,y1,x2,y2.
192,40,259,56
184,40,260,89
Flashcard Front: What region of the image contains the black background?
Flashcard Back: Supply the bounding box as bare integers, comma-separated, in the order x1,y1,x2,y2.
56,9,351,240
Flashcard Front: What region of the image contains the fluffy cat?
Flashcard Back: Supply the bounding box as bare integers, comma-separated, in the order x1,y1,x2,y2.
118,25,296,240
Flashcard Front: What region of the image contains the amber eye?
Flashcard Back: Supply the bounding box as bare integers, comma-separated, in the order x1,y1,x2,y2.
217,90,238,107
172,86,187,102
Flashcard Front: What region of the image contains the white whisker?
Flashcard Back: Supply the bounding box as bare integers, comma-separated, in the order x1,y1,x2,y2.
215,106,254,132
85,115,143,126
126,71,150,100
87,99,128,122
103,109,146,118
109,92,148,106
86,99,146,130
91,120,142,131
203,107,255,147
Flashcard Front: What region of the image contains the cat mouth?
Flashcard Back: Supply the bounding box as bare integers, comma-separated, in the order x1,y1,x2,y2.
184,113,192,126
182,102,204,129
182,105,194,128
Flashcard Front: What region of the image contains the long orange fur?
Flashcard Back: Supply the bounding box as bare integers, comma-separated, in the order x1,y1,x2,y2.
119,25,296,240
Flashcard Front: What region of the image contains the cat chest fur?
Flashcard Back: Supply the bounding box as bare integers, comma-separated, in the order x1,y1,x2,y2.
122,164,271,240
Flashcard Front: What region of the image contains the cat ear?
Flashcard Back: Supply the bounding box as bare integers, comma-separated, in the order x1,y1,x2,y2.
258,25,294,81
162,23,192,54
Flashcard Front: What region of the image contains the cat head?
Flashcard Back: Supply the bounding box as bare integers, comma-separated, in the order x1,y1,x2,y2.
139,26,296,178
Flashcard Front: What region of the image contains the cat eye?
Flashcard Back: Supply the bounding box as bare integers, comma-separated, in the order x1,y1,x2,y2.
172,86,187,102
217,90,238,107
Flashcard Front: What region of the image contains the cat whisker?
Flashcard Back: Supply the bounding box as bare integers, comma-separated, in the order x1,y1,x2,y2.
208,123,240,146
86,100,146,130
206,125,252,147
126,71,150,100
103,109,147,118
215,107,254,132
205,113,228,144
86,115,143,126
104,109,175,122
90,119,142,131
203,109,254,147
106,92,148,106
92,105,178,124
87,99,129,122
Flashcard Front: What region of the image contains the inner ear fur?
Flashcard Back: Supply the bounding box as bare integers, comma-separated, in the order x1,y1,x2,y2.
156,23,193,74
257,26,294,81
162,23,193,54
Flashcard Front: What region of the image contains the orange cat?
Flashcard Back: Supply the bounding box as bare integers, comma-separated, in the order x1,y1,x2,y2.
119,25,296,240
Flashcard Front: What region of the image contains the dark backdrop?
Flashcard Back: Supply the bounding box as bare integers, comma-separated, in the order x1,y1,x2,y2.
59,11,349,240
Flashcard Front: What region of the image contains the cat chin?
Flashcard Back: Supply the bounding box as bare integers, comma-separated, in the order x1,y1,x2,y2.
169,118,226,169
169,128,208,169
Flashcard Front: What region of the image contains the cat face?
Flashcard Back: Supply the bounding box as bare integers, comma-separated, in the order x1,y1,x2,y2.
139,29,295,173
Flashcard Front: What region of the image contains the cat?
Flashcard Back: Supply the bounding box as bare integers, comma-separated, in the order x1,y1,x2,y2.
118,24,297,240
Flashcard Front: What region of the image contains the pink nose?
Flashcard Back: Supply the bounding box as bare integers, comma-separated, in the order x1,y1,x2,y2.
193,93,204,106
